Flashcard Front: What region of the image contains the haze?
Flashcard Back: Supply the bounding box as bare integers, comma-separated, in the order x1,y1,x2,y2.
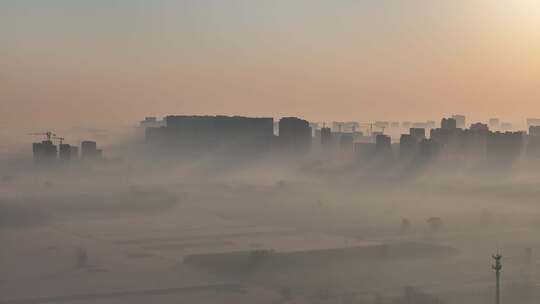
3,1,540,304
2,0,540,129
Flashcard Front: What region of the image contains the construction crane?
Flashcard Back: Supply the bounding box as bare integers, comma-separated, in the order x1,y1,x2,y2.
492,252,502,304
28,131,56,141
53,136,65,145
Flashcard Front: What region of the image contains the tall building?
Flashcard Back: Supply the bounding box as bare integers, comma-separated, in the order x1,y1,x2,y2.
452,115,466,129
146,115,274,155
320,127,332,148
419,139,441,161
81,141,102,160
470,122,489,132
375,134,392,155
441,118,457,130
32,140,57,165
487,132,524,160
430,118,461,157
530,126,540,137
527,126,540,157
279,117,312,151
59,144,72,162
400,134,418,158
70,146,79,159
409,128,426,141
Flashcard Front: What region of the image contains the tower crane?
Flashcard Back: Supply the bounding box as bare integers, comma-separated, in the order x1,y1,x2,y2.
53,136,65,145
28,131,56,141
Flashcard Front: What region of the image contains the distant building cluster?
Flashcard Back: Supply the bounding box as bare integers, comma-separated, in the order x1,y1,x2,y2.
31,131,102,166
139,114,540,165
144,115,311,155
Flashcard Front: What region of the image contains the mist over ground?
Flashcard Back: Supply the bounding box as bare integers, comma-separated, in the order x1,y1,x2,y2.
2,124,540,304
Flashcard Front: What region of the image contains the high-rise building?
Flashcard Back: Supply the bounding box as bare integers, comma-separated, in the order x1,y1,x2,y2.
146,115,275,155
32,140,57,165
59,144,72,162
530,126,540,137
409,128,426,142
400,134,417,158
419,139,441,160
375,134,391,154
527,126,540,157
452,115,466,129
279,117,312,151
320,127,332,147
487,132,524,160
70,146,79,159
470,122,489,132
441,118,457,130
81,141,102,160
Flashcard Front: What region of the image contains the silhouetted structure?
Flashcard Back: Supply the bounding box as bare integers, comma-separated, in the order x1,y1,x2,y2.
32,140,57,165
452,114,466,129
492,253,502,304
146,115,275,156
320,127,332,148
470,122,489,132
441,117,457,130
59,144,72,162
410,128,426,141
419,139,441,161
400,134,418,159
527,126,540,157
375,134,392,157
529,125,540,137
81,141,102,160
70,146,79,159
279,117,312,151
461,126,489,158
487,132,524,160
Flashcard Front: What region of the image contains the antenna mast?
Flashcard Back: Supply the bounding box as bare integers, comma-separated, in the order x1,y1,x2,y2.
492,252,502,304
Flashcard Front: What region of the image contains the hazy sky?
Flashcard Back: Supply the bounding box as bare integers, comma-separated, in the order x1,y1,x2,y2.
2,0,540,129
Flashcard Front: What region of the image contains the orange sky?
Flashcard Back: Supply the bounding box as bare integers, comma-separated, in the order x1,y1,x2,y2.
2,0,540,130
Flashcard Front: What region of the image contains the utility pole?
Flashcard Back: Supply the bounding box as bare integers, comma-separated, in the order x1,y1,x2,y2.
492,253,502,304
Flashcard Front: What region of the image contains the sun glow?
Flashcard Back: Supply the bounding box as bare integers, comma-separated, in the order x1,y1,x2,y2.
502,0,540,26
